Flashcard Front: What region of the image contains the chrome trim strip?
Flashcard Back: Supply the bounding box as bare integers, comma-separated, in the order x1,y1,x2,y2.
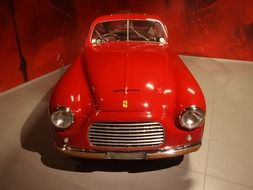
55,142,201,160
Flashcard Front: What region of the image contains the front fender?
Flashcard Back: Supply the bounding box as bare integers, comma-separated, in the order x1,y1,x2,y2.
50,56,93,134
175,56,206,112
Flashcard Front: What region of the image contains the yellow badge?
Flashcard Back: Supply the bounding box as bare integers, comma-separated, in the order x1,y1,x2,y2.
122,100,128,108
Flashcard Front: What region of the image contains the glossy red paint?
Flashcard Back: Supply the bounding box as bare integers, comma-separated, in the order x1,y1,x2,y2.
50,14,206,157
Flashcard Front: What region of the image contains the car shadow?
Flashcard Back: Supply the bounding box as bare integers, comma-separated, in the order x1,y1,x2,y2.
21,89,185,173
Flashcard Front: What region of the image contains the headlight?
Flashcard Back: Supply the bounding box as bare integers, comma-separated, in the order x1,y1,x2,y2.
179,106,205,130
50,107,74,129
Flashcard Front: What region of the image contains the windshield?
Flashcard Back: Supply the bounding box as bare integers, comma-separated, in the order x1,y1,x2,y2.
91,20,167,44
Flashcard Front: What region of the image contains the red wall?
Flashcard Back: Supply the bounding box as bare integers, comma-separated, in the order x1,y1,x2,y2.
1,0,253,92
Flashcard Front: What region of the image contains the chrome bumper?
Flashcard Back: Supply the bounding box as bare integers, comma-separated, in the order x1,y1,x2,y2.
55,142,201,160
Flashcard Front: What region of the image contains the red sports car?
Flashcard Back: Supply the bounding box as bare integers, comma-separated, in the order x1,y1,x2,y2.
50,13,206,160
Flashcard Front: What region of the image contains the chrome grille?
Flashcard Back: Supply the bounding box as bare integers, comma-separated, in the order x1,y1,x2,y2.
88,122,164,147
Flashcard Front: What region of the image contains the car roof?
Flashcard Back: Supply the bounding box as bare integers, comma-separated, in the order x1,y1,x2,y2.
93,13,164,23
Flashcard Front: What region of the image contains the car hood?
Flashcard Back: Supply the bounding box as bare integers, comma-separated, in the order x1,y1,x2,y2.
85,42,177,112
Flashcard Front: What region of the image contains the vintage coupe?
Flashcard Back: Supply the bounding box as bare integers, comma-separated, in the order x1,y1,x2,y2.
50,14,206,160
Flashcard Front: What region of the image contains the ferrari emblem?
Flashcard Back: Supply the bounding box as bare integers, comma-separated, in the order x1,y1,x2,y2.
122,100,128,108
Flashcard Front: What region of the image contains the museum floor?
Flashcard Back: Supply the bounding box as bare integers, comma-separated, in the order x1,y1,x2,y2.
0,55,253,190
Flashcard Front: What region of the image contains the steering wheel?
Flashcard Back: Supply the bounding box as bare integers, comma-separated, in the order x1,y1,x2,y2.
102,33,119,42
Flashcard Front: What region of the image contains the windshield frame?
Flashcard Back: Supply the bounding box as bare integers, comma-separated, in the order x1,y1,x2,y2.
90,18,168,45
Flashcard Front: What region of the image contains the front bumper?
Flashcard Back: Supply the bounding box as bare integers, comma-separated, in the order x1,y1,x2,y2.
55,141,201,160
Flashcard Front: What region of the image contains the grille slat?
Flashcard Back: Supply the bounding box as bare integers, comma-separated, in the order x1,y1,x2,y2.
89,135,164,140
89,138,164,143
89,131,164,137
89,122,165,148
91,141,162,147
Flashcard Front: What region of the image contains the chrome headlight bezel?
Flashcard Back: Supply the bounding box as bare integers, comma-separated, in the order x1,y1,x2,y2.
50,106,74,129
179,106,205,130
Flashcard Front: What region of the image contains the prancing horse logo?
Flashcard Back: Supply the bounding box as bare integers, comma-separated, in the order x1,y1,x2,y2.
122,100,128,108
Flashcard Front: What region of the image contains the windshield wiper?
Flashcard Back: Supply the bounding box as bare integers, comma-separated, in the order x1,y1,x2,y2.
95,30,104,41
130,27,149,41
